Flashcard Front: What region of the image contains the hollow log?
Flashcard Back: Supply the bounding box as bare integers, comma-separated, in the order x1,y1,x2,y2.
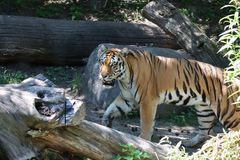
142,0,228,68
0,74,170,160
0,74,86,159
0,15,180,65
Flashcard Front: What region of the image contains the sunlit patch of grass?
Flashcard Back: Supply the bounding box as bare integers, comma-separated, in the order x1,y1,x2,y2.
168,131,240,160
114,144,151,160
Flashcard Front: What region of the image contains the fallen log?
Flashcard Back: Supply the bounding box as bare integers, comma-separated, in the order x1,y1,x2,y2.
0,74,170,160
29,120,170,160
142,0,228,68
0,74,85,159
0,15,180,65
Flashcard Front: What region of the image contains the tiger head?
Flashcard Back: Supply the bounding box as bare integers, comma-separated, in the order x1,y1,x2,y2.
97,45,129,88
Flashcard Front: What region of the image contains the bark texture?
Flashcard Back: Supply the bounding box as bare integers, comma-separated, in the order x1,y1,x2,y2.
0,74,85,159
29,120,170,160
142,0,228,67
0,15,179,65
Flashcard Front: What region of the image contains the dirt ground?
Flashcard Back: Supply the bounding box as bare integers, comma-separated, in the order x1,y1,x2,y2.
84,97,224,154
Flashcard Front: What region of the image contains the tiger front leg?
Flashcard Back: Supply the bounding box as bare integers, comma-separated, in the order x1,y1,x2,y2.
139,101,158,141
102,95,135,128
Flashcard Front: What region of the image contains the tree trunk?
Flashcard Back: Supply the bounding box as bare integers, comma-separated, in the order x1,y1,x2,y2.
142,0,228,68
0,75,170,160
0,15,179,65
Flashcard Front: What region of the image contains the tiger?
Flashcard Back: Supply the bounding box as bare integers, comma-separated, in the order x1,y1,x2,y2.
97,44,240,147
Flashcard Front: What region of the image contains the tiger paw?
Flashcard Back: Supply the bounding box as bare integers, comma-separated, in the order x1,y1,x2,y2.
101,115,114,128
182,133,209,147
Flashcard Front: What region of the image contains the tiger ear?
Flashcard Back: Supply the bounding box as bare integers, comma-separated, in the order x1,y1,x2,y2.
121,48,129,57
97,44,108,58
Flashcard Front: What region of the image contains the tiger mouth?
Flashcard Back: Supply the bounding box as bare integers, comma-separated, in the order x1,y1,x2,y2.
102,80,115,87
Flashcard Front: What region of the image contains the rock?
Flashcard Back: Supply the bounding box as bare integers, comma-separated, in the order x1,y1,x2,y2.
84,43,192,117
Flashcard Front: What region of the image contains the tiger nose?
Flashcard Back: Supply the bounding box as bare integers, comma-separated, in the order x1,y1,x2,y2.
100,65,110,78
100,69,108,78
102,74,107,78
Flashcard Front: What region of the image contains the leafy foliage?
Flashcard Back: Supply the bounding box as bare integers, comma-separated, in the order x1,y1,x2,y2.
191,130,240,160
36,4,60,18
168,131,240,160
218,0,240,106
44,66,78,86
178,0,228,5
168,0,240,159
71,72,82,95
0,65,83,90
70,4,83,20
0,67,28,84
167,141,189,160
1,0,149,22
174,0,228,21
114,144,151,160
105,0,149,22
161,108,198,126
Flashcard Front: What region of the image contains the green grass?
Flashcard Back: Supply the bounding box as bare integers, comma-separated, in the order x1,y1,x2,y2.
44,66,72,86
0,67,29,84
0,65,83,97
36,4,61,18
70,4,83,20
43,66,83,92
167,131,240,160
161,108,198,126
114,144,151,160
71,72,82,95
179,8,192,17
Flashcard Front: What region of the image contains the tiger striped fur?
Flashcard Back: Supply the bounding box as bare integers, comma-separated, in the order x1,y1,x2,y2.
98,45,240,147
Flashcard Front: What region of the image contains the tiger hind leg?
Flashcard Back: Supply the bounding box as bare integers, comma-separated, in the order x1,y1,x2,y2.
182,105,216,147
